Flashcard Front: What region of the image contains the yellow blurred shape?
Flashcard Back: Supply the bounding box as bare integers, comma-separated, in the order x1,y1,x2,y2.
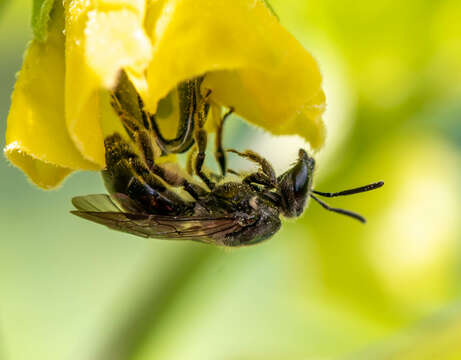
431,0,461,96
369,137,460,311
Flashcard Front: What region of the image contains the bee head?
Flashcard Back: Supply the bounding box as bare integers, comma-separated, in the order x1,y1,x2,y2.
277,149,315,218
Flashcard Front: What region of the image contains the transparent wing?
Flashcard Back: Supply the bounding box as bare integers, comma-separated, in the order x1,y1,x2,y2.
72,194,123,212
72,193,146,213
71,194,243,243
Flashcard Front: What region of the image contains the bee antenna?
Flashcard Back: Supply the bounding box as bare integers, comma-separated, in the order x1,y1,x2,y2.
312,181,384,198
310,194,366,223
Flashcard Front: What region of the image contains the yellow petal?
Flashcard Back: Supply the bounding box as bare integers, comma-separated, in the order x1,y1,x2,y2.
93,0,145,13
85,8,152,88
143,0,326,149
4,2,99,189
4,143,73,189
64,0,152,166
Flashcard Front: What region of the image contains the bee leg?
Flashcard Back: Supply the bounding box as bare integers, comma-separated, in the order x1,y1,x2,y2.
136,133,207,199
243,172,276,190
110,93,140,142
146,78,205,155
208,172,226,183
127,102,207,201
227,169,241,176
137,95,152,131
214,107,233,175
149,163,208,200
134,136,209,201
148,112,195,155
189,87,216,190
228,149,277,186
186,146,197,176
104,136,192,214
194,128,215,190
134,130,156,169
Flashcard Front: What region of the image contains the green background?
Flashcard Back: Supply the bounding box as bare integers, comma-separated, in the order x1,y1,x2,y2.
1,1,461,359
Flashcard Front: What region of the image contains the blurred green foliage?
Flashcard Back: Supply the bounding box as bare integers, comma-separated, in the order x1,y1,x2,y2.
1,0,460,359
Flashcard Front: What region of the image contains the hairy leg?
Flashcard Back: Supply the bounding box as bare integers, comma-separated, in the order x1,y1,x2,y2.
228,149,277,186
146,78,205,154
214,108,234,175
242,172,276,190
194,128,215,190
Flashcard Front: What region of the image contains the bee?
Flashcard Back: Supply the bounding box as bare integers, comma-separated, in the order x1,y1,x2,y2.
71,75,383,247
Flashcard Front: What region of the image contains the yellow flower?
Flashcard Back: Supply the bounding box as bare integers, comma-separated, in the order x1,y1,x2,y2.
4,0,326,189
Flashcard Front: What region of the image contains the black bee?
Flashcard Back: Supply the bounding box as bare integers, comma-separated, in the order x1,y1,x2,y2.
71,74,383,247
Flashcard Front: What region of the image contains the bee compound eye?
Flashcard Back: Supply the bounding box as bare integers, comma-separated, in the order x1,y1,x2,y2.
278,151,315,218
293,164,308,194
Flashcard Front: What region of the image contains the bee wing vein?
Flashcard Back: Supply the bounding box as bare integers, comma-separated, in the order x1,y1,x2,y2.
71,210,244,241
